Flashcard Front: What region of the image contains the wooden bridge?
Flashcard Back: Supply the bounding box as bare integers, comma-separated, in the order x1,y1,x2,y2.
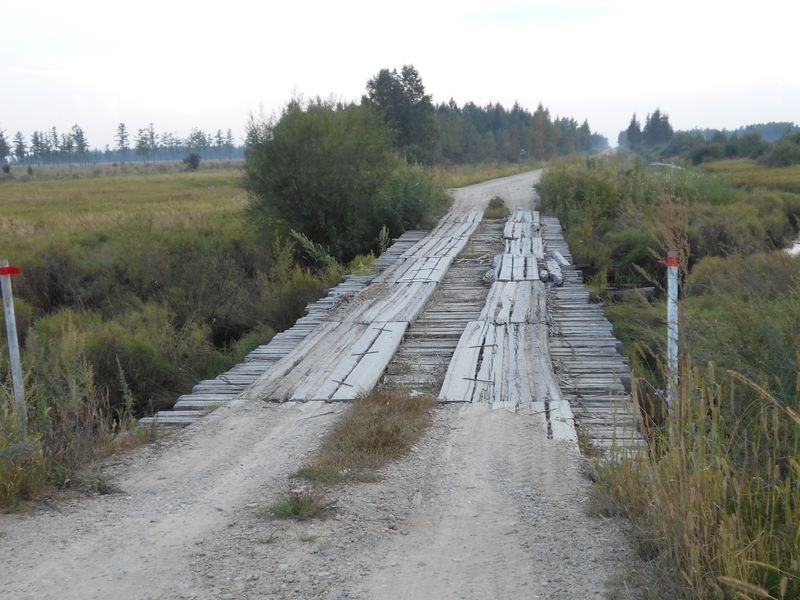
142,174,642,452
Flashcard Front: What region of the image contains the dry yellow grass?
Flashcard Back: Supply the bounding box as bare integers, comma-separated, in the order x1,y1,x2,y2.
298,389,435,483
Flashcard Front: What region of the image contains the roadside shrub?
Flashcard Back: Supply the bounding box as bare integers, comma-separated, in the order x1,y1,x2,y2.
244,98,447,261
0,410,48,505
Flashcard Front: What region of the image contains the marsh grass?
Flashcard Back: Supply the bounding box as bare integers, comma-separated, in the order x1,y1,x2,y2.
700,159,800,193
298,389,435,484
0,168,244,242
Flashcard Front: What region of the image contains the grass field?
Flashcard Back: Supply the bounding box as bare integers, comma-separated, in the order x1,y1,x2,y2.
699,158,800,192
0,169,245,244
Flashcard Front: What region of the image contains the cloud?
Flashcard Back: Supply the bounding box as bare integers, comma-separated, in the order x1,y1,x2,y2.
463,2,612,26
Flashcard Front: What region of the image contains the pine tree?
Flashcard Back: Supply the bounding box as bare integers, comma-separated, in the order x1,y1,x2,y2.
625,114,642,149
71,125,89,164
116,123,130,162
13,132,26,164
0,128,9,164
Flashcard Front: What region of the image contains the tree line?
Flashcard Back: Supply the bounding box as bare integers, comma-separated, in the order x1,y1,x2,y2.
617,110,800,166
245,64,608,263
359,65,608,165
0,123,244,167
436,100,608,163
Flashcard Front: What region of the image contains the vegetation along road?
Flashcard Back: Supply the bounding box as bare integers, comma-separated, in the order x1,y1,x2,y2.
0,171,643,599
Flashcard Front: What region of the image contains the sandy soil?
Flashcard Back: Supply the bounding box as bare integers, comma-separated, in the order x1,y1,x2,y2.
450,170,542,211
0,169,644,599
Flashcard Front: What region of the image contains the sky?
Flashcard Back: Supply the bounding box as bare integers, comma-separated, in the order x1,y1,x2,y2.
2,0,798,148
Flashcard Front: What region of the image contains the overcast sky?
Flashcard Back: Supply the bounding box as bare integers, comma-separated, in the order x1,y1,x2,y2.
3,0,798,148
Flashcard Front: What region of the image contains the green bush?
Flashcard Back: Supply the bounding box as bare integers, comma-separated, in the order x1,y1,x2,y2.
244,98,447,261
761,132,800,167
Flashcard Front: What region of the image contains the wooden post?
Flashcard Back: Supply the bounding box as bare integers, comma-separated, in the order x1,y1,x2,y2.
666,252,679,408
1,259,26,434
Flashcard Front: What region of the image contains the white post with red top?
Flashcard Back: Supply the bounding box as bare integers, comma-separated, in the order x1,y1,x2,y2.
1,259,26,434
666,251,679,408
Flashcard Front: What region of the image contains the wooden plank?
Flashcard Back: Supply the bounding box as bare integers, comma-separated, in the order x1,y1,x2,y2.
512,255,525,281
472,324,497,403
438,320,488,402
497,254,514,281
332,322,408,400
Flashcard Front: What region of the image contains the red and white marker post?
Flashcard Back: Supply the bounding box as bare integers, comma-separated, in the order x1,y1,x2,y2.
666,252,679,409
1,259,26,434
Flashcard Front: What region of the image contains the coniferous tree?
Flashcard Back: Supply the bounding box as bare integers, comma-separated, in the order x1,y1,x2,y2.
625,114,642,149
224,129,235,159
365,64,440,164
134,128,150,162
71,125,89,164
116,123,130,162
0,129,9,164
13,132,26,164
61,132,75,167
642,109,673,145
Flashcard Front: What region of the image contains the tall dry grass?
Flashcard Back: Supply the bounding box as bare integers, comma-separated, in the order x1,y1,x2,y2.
595,365,799,599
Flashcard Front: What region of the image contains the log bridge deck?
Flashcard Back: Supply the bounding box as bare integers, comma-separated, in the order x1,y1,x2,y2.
142,206,642,451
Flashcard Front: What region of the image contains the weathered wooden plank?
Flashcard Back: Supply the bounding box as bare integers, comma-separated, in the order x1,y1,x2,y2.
333,322,408,400
438,320,488,402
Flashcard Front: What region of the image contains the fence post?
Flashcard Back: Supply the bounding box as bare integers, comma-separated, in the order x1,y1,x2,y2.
1,259,26,434
666,251,679,408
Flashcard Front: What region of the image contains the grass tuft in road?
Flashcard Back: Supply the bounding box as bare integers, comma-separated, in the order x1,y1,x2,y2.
484,196,511,219
268,490,332,521
298,389,436,484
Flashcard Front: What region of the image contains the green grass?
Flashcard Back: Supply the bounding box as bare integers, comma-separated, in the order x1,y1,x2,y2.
298,389,435,483
0,168,245,245
267,490,332,521
484,196,511,219
700,159,800,192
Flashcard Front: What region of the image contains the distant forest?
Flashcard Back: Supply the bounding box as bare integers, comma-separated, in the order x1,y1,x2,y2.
434,100,608,163
0,124,245,167
618,110,800,166
0,83,608,168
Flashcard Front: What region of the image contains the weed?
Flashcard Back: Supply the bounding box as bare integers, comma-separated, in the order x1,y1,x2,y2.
593,366,800,599
298,389,435,483
268,490,332,521
255,534,276,544
67,472,121,496
484,196,511,219
574,424,603,458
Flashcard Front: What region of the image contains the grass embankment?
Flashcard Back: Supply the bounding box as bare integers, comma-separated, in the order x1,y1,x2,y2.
268,390,436,520
538,155,800,598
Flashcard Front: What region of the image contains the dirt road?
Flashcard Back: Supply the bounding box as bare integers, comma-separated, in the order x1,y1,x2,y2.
0,170,641,599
